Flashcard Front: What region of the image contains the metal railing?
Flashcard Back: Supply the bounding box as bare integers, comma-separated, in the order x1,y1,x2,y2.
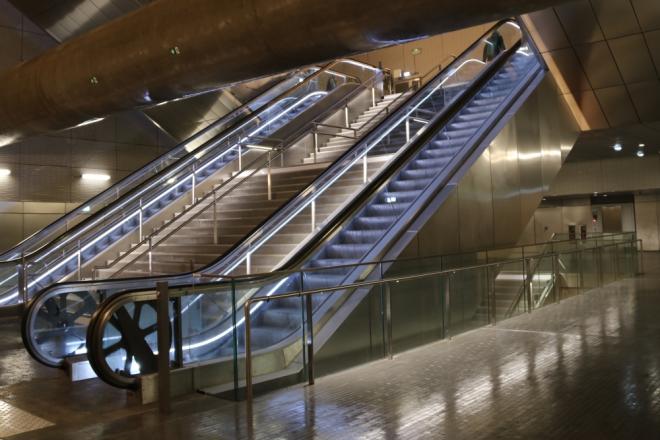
241,237,643,402
101,65,392,278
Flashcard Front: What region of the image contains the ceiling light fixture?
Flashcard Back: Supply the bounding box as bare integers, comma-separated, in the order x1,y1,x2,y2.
638,143,646,148
0,169,11,177
82,173,111,182
636,149,645,158
612,143,622,152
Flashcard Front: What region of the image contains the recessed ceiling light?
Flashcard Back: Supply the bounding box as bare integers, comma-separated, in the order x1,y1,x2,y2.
0,169,10,177
638,143,645,147
612,143,623,152
82,173,110,182
637,150,645,158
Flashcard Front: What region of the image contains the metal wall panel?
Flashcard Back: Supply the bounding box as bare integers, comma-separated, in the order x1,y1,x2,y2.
458,150,494,252
631,0,660,32
574,42,623,89
489,120,522,247
594,86,639,127
627,80,660,123
591,0,640,39
555,1,604,45
633,197,659,250
609,34,658,84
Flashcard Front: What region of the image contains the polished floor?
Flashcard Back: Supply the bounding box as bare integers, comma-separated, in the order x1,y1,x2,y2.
2,254,660,439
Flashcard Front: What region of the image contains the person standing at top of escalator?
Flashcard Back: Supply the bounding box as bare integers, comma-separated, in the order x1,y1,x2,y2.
482,29,505,62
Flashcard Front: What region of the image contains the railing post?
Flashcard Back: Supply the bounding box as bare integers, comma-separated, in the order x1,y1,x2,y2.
238,145,242,171
638,240,644,275
523,258,530,312
614,244,620,280
344,105,350,128
444,273,452,339
244,301,253,404
385,281,393,360
77,240,82,280
305,292,315,385
138,198,143,242
156,282,171,414
405,118,411,142
363,155,368,184
231,279,239,401
310,201,316,232
487,265,494,324
191,165,196,205
173,296,183,369
371,87,376,107
18,254,27,304
577,249,583,293
267,152,273,201
246,252,251,275
597,246,604,287
148,237,153,276
313,132,319,163
552,253,560,304
213,189,218,245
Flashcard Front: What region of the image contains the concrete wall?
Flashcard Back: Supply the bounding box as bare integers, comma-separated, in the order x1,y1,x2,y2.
0,0,175,252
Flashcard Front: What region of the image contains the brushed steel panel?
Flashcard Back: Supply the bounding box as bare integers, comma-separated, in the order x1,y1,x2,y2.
631,0,660,32
19,164,70,202
417,188,461,257
19,135,71,167
534,207,563,242
457,150,493,252
574,41,623,89
0,213,23,254
594,86,639,127
0,0,22,30
601,205,622,233
633,198,659,251
525,9,570,53
0,27,22,70
489,121,522,247
22,202,65,214
23,213,61,238
608,34,657,84
69,139,116,170
542,49,591,94
561,205,592,229
591,0,640,39
555,1,604,45
646,30,660,73
627,80,660,124
576,90,609,129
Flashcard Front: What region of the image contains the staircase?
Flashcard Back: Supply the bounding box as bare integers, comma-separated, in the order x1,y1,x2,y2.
302,93,404,165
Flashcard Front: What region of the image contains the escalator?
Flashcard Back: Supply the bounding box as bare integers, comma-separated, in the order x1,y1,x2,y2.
75,19,554,390
0,59,385,311
22,60,407,367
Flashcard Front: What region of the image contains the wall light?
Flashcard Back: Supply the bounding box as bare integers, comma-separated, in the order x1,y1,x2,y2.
0,169,10,177
639,143,646,148
612,143,622,152
82,173,111,182
636,149,645,158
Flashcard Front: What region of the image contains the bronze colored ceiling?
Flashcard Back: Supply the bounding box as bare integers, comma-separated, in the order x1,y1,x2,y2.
8,0,153,41
0,0,570,145
525,0,660,130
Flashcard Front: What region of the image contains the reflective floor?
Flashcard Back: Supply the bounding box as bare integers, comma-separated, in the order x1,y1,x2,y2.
4,253,660,439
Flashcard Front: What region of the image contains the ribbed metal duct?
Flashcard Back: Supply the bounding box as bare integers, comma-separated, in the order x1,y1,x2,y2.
0,0,568,145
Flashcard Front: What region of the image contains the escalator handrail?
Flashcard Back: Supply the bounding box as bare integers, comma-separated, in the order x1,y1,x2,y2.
2,59,375,267
0,70,303,262
84,21,526,324
106,73,385,277
68,18,519,291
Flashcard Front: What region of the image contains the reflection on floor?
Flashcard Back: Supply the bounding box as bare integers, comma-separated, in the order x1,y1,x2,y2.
3,253,660,439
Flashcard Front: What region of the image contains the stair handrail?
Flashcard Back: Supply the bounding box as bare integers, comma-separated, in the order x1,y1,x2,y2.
103,68,389,278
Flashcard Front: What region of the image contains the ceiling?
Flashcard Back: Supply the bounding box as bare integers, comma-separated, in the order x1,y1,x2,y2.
8,0,152,41
525,0,660,130
568,122,660,161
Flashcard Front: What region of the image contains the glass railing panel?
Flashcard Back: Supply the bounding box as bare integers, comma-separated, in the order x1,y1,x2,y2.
492,260,525,321
391,273,446,354
557,251,580,300
529,255,556,310
313,283,385,378
449,266,489,335
579,248,599,291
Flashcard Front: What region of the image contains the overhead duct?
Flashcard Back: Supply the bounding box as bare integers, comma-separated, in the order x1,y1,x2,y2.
0,0,567,145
